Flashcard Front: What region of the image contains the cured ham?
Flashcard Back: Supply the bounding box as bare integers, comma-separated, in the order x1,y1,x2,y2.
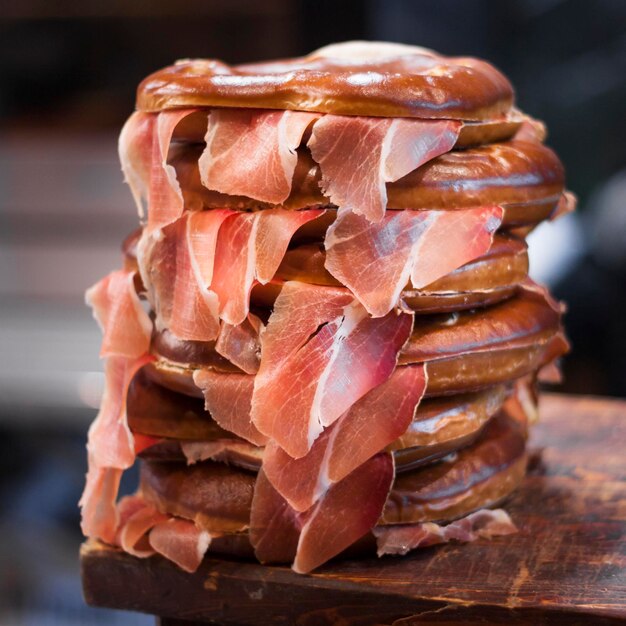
181,439,262,468
373,508,517,556
293,453,395,573
116,496,168,558
140,215,223,342
254,208,326,283
263,365,427,511
308,115,461,222
193,369,267,446
79,464,122,544
552,190,577,221
86,356,153,470
252,282,414,458
250,469,302,564
119,109,196,229
324,206,503,316
215,314,263,375
199,109,320,203
143,208,326,333
80,355,152,543
149,518,212,573
86,269,152,359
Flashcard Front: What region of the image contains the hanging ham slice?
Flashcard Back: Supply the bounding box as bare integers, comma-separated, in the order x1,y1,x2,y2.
215,314,263,375
79,464,122,544
253,208,326,283
293,452,395,574
148,518,212,573
199,109,320,203
263,364,427,512
119,112,153,218
116,496,168,558
308,115,461,222
119,110,196,229
252,282,413,458
80,355,153,543
373,508,517,556
193,369,267,446
86,269,152,359
250,469,302,564
324,206,503,316
86,355,153,469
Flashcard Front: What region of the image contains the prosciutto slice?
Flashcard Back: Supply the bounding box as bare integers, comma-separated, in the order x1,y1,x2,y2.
263,365,427,512
293,453,395,574
308,115,461,222
149,518,212,573
324,206,503,316
193,369,267,446
215,314,263,375
373,508,518,557
119,110,196,229
86,355,153,470
80,355,152,542
79,464,122,544
86,269,152,359
250,469,302,565
252,282,413,458
211,209,326,325
116,496,168,558
199,109,320,203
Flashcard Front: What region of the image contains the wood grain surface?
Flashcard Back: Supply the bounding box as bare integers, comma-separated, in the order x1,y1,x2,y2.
81,393,626,625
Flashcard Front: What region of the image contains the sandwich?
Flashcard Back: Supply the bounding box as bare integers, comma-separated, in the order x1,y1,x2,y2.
80,41,572,574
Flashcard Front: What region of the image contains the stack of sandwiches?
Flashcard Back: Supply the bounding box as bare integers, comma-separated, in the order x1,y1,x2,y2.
81,42,572,574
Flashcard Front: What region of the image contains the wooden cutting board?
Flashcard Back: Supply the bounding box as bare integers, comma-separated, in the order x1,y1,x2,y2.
81,393,626,625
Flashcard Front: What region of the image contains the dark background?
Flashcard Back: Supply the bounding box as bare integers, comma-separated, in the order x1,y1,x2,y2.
0,1,624,623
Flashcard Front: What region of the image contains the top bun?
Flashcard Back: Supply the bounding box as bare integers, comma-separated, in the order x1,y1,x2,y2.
137,41,514,121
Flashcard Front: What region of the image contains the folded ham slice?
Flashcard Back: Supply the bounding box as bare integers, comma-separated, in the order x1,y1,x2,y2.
325,206,503,316
373,508,517,556
79,464,122,544
119,110,196,229
263,364,427,511
148,518,212,573
215,314,263,375
293,452,395,573
116,496,168,558
199,109,320,203
86,269,152,359
193,369,267,446
308,115,461,222
80,355,153,543
252,282,414,458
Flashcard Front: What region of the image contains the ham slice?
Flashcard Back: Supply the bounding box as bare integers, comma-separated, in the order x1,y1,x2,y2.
140,214,223,342
551,190,577,221
373,508,518,557
324,206,503,316
116,496,168,558
180,439,262,468
86,270,152,359
199,109,320,203
215,314,263,375
193,369,267,446
86,355,153,470
119,110,196,229
149,518,212,573
254,208,326,284
293,453,395,574
211,209,326,325
252,282,413,458
250,469,302,564
308,115,461,222
263,364,427,512
119,112,153,218
79,464,122,544
210,212,257,325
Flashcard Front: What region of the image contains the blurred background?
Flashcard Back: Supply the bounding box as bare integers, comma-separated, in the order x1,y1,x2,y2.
0,0,624,623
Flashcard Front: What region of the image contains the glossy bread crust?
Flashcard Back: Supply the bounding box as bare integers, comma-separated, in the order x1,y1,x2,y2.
137,42,514,120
